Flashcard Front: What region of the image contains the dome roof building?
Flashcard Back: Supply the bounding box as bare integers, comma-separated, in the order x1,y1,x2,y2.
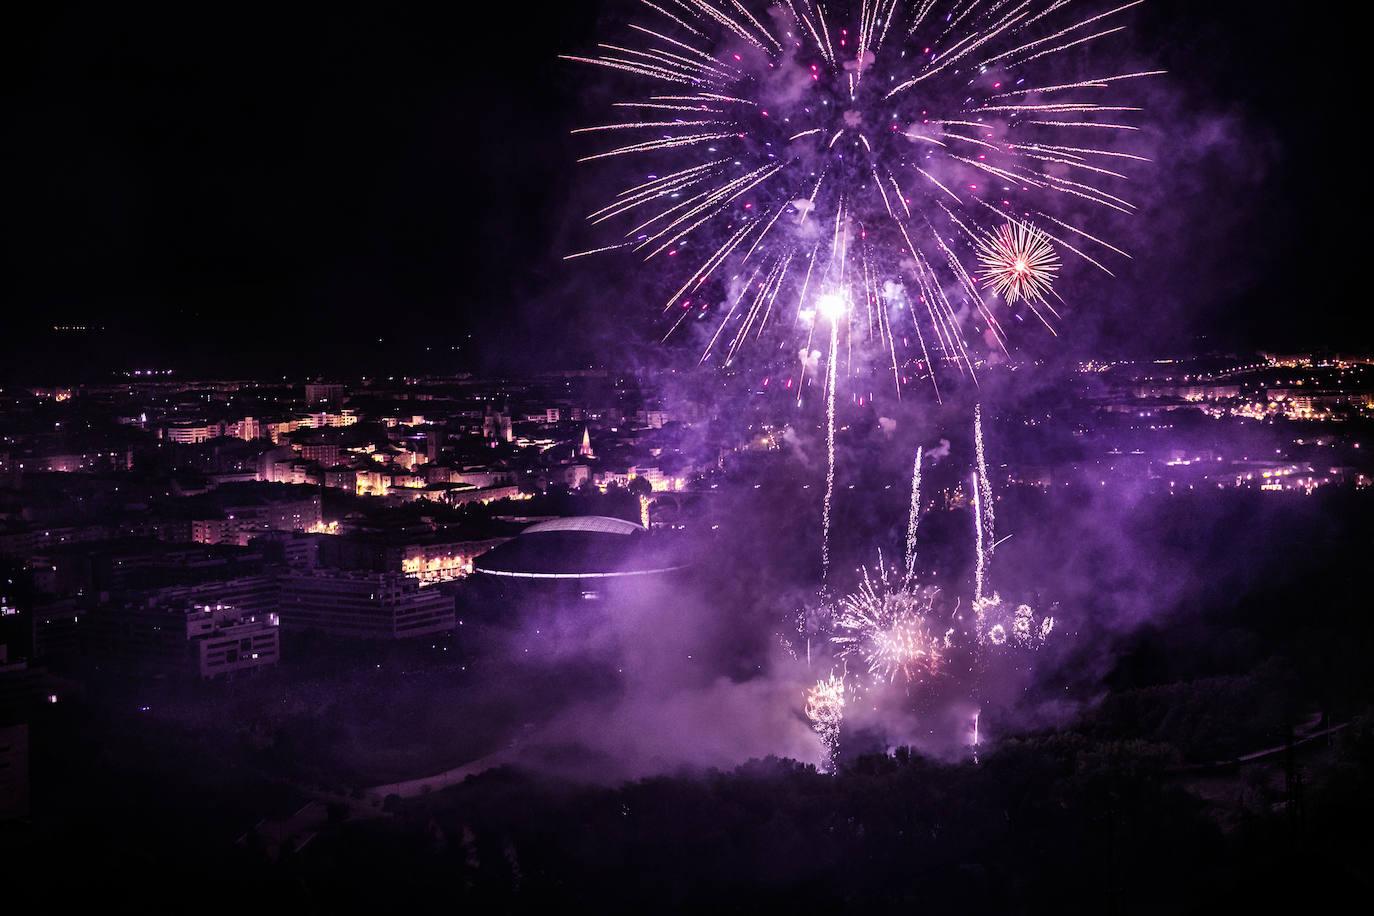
472,515,688,581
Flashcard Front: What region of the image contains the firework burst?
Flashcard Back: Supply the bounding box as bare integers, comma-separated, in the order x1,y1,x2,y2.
804,672,846,771
973,592,1055,648
976,220,1060,306
568,0,1156,398
833,561,952,684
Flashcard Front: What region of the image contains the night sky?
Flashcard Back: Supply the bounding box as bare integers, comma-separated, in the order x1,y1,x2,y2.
2,1,1359,379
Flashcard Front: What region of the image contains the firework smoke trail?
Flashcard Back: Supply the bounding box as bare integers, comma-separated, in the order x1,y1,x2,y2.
568,1,1156,395
903,444,922,585
805,672,846,773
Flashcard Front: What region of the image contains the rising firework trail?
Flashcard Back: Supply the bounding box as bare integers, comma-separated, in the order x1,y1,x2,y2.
974,402,994,559
567,0,1157,396
820,291,844,579
971,469,985,601
972,707,980,763
903,443,922,584
970,403,995,600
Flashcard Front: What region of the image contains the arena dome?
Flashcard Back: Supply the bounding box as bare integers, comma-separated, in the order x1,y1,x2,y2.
472,515,689,580
520,516,644,537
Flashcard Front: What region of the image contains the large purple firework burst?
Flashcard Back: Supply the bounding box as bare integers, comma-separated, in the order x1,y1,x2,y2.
566,0,1158,400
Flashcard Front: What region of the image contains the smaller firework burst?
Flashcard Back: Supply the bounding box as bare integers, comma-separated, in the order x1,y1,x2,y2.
977,221,1060,306
973,593,1056,649
833,563,951,685
805,673,846,773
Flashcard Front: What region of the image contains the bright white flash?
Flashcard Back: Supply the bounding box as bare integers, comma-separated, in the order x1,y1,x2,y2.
816,292,846,321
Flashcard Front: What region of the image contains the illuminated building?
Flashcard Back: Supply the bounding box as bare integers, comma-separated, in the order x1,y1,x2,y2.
399,537,510,584
447,483,522,506
630,465,686,492
150,574,282,619
547,463,590,489
262,457,318,485
191,492,322,546
305,382,346,404
483,406,513,442
279,570,454,639
389,470,427,490
299,442,341,466
594,468,633,490
31,449,134,473
192,516,264,547
325,410,358,427
324,466,357,492
262,419,298,444
448,467,516,489
317,530,508,581
225,416,261,440
86,599,280,679
355,467,392,497
163,422,225,444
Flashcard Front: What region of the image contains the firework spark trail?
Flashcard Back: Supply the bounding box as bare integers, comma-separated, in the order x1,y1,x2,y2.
971,470,985,601
805,672,846,772
974,403,995,561
569,0,1155,396
970,403,996,601
821,301,840,580
972,707,980,764
904,444,923,584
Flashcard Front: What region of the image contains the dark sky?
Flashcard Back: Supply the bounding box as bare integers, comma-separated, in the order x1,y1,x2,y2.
2,1,1358,380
